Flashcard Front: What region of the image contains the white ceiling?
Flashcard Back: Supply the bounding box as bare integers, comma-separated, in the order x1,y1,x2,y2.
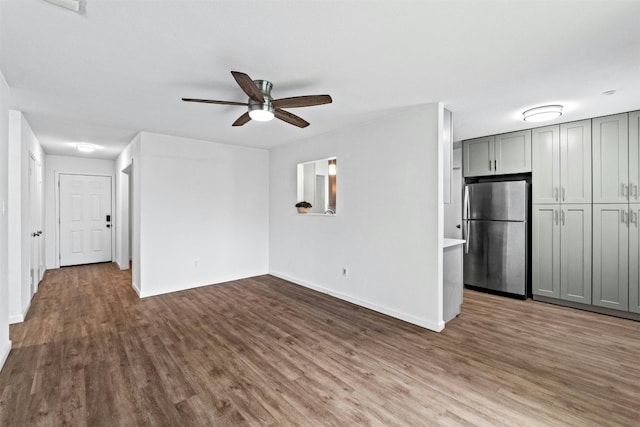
1,0,639,159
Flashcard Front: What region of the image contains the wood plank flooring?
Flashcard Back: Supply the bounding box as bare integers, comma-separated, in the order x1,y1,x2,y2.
1,263,639,426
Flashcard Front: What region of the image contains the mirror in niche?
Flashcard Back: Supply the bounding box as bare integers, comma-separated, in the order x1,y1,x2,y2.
296,157,337,214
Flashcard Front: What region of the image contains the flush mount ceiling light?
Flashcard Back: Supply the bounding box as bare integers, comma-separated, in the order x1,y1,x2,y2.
522,105,563,123
74,143,99,153
603,90,617,96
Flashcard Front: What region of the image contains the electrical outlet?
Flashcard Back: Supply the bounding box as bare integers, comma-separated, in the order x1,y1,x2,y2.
342,267,348,277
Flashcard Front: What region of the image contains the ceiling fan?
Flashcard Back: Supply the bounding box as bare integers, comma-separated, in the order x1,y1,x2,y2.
182,71,332,128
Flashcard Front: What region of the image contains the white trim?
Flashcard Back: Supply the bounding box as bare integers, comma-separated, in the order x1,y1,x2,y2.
8,314,23,324
55,172,116,268
132,282,141,297
9,298,32,324
116,259,128,270
270,272,445,332
0,340,11,372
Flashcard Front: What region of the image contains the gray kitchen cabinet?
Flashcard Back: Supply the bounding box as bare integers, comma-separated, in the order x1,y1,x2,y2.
494,130,532,175
592,204,629,310
533,121,592,205
463,130,531,177
629,204,640,314
629,111,640,204
532,204,591,303
593,113,629,203
560,120,592,204
532,205,560,298
629,112,640,313
532,125,560,203
463,136,494,177
559,204,592,303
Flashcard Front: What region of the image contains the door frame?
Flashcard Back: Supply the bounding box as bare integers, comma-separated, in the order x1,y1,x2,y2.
54,172,116,269
28,153,42,295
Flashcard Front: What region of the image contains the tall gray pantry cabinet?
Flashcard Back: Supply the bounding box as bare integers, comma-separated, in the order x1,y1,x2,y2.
532,121,592,304
531,110,640,317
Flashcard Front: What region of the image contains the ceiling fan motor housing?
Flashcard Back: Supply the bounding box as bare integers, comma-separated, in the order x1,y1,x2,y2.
248,80,274,120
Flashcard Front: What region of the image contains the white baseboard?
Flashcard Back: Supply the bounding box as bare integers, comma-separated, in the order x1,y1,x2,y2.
132,282,141,297
9,299,31,325
8,314,23,325
0,340,11,372
116,259,129,270
269,271,445,332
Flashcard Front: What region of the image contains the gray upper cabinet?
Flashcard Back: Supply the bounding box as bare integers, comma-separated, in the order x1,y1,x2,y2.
532,125,560,203
559,204,592,303
593,113,629,203
560,120,592,204
592,204,629,311
463,136,494,177
464,130,531,177
532,120,591,205
629,111,640,203
494,130,532,175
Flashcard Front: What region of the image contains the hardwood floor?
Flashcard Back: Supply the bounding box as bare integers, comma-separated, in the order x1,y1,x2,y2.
1,263,639,426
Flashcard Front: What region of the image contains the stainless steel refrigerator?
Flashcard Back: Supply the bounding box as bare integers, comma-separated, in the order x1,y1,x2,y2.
463,180,529,298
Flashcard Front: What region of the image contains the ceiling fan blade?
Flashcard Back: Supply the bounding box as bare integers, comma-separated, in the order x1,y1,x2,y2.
231,71,265,103
275,109,310,128
182,98,248,106
232,112,251,127
272,95,333,109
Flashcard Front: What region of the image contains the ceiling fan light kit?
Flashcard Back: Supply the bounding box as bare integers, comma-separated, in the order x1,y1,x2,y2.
522,104,563,122
182,71,332,128
248,80,275,121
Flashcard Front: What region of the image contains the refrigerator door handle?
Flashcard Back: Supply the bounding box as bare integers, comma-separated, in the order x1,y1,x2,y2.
464,220,471,254
463,185,470,220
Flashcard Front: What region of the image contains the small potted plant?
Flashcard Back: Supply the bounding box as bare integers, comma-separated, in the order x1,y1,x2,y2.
295,201,312,214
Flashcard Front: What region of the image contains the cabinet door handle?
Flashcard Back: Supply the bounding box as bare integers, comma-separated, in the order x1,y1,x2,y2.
633,183,638,199
554,210,558,225
489,160,492,171
494,160,497,171
562,186,566,202
622,183,626,197
561,209,565,226
621,210,625,224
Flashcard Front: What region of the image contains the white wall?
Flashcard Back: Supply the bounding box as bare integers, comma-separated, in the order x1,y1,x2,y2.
134,132,269,297
0,70,12,370
444,146,463,239
44,155,116,269
115,136,136,272
269,103,445,331
7,111,44,324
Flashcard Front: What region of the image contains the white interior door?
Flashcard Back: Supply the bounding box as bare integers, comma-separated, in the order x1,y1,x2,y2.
59,174,112,266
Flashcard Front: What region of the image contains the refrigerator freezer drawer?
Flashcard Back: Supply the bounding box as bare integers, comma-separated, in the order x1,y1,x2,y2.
463,220,527,295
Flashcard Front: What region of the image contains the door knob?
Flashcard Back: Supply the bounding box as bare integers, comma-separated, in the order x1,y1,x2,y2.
106,224,111,228
456,224,461,229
